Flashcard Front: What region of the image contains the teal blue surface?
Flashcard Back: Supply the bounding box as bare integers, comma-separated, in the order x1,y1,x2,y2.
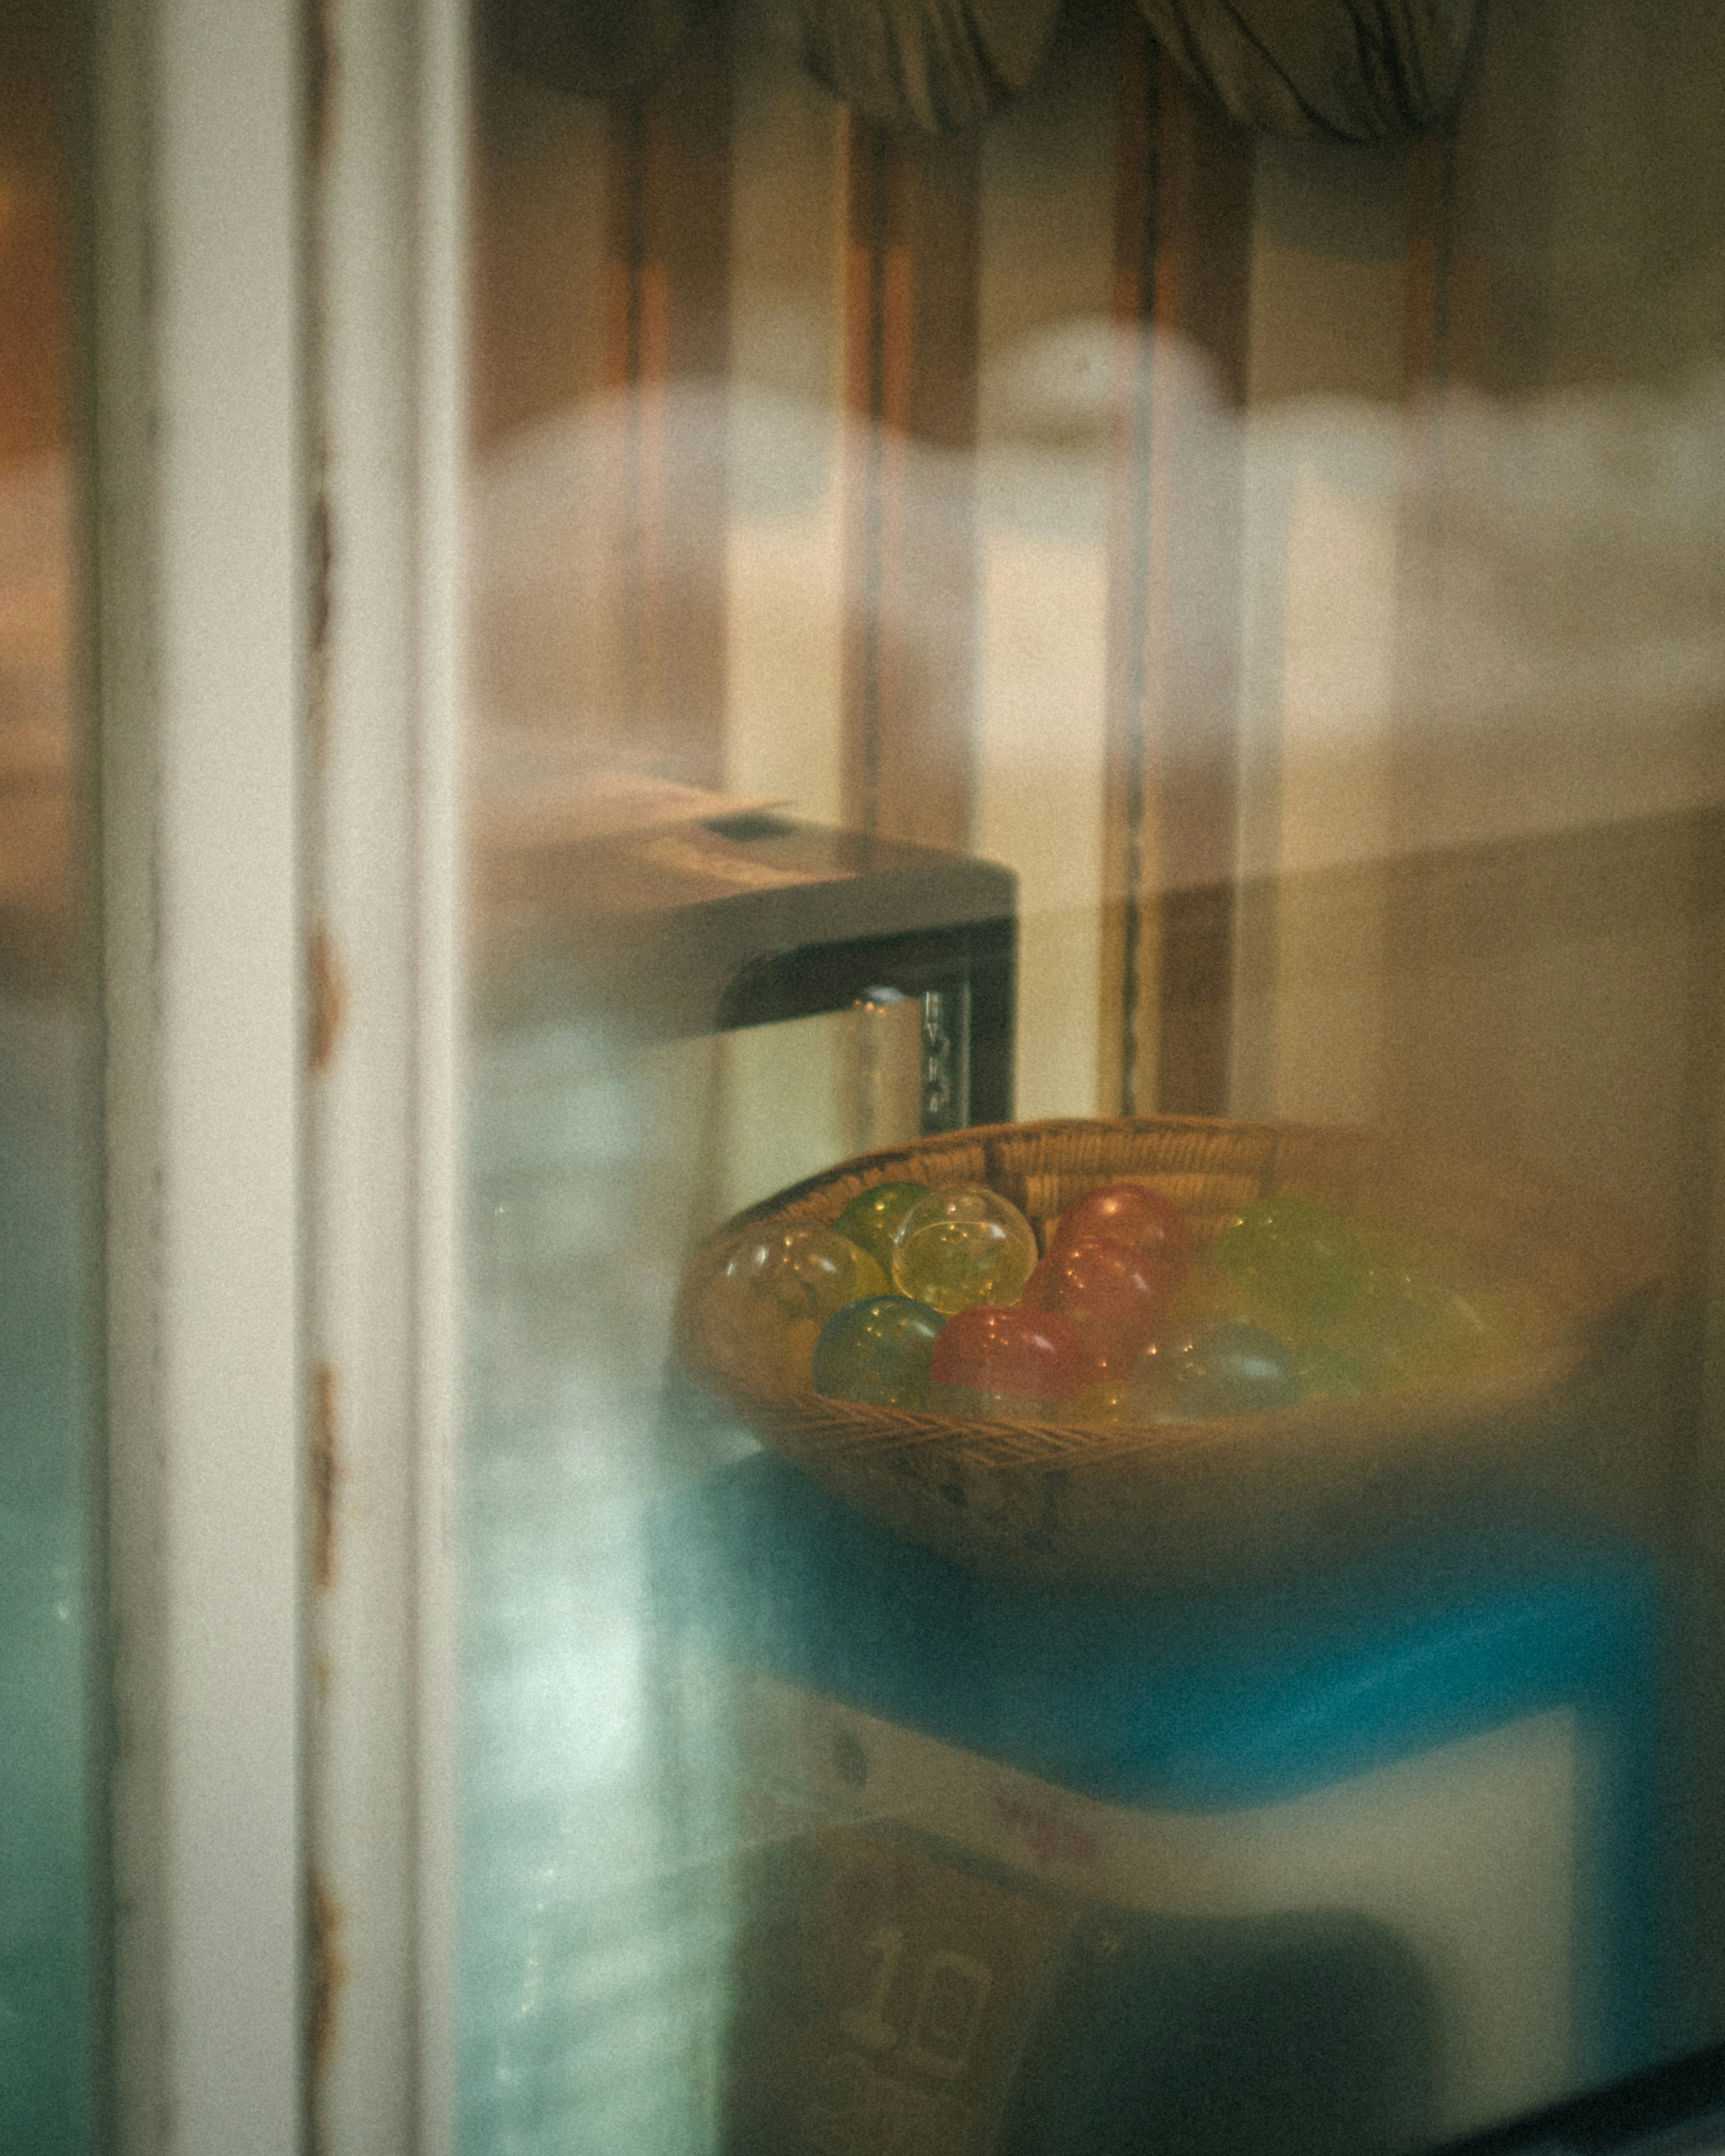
0,1004,97,2154
650,1450,1667,2084
652,1453,1654,1805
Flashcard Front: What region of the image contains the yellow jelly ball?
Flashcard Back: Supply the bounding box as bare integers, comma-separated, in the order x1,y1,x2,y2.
890,1184,1039,1316
698,1222,888,1390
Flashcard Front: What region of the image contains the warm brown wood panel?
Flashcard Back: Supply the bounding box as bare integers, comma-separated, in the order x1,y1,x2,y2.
469,31,734,790
1102,18,1254,1115
469,65,610,456
603,23,734,790
0,3,71,996
841,116,981,851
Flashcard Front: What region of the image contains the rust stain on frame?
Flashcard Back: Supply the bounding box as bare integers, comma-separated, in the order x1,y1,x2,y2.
310,1868,348,2076
308,490,333,665
308,924,346,1070
310,1361,339,1591
305,446,333,774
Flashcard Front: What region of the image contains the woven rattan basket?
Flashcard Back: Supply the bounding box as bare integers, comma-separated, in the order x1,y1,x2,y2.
673,1117,1662,1586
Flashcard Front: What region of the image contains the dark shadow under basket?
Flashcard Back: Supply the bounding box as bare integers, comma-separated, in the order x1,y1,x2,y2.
673,1117,1663,1587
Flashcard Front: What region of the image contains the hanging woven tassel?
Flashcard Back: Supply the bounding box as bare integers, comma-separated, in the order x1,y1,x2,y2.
783,0,1063,131
478,0,695,99
1135,0,1479,142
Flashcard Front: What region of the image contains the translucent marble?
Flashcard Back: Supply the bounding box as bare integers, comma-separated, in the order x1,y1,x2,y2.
1211,1195,1370,1337
812,1294,947,1408
1049,1180,1193,1281
1335,1228,1561,1391
1172,1321,1303,1418
890,1184,1039,1316
927,1303,1087,1419
698,1222,888,1391
1294,1342,1373,1401
831,1180,933,1273
1022,1233,1180,1370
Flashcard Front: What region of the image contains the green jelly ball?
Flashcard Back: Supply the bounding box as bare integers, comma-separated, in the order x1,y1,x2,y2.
813,1294,947,1408
832,1181,933,1272
1329,1265,1438,1386
1211,1196,1369,1337
1294,1342,1372,1401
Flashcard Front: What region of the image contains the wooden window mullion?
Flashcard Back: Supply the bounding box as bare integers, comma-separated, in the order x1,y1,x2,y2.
842,117,981,854
603,25,734,790
1103,21,1253,1116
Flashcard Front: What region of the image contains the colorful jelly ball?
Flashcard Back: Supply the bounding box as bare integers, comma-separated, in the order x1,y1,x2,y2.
1362,1275,1556,1389
1173,1321,1302,1418
1295,1342,1372,1401
813,1294,947,1409
734,1220,889,1318
832,1180,933,1272
1050,1180,1192,1280
703,1223,887,1389
1160,1257,1279,1340
1343,1226,1560,1388
891,1184,1039,1316
1328,1262,1437,1385
1210,1196,1369,1336
1119,1329,1195,1423
928,1302,1088,1420
1022,1234,1180,1367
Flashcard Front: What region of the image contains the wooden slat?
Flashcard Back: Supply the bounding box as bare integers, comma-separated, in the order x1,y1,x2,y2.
841,115,981,851
603,22,734,789
1101,18,1253,1116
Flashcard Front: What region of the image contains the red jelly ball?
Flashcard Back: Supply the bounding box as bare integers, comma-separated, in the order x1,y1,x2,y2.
1050,1181,1192,1280
1022,1234,1180,1367
928,1303,1088,1402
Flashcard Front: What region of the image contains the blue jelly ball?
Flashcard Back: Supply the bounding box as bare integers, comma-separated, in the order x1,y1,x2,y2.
1174,1321,1302,1418
813,1294,947,1409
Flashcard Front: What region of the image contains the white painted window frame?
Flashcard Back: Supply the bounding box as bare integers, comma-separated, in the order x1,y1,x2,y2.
92,0,464,2148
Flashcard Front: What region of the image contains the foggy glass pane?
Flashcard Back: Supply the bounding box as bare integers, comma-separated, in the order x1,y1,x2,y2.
460,5,1725,2152
0,7,99,2149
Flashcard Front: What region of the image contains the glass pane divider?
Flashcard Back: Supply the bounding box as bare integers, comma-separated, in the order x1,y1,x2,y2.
303,0,466,2148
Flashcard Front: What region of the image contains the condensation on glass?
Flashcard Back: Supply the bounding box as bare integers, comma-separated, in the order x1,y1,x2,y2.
0,5,100,2152
460,5,1725,2154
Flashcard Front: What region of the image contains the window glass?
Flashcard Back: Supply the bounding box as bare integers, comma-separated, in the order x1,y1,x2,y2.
0,5,101,2150
461,5,1725,2150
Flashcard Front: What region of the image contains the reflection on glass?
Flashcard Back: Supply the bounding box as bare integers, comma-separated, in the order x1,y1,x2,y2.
462,3,1725,2152
0,5,97,2151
